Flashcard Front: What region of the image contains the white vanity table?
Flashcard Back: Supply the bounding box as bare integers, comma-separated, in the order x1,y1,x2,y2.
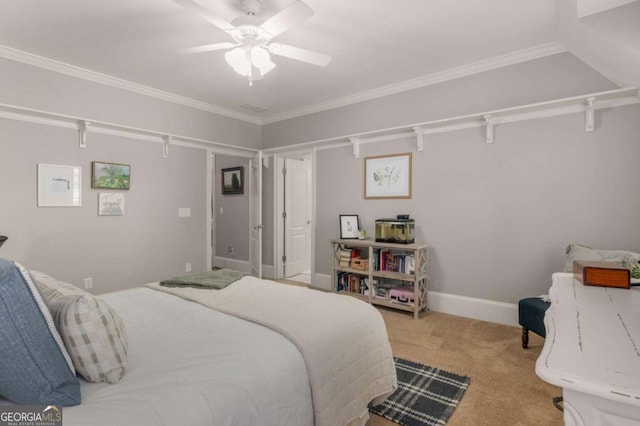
536,273,640,425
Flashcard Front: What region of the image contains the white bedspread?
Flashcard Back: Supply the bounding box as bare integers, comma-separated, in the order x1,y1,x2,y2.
64,287,314,426
147,276,397,426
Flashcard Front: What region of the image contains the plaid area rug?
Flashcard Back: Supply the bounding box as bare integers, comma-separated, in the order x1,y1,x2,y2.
370,357,471,426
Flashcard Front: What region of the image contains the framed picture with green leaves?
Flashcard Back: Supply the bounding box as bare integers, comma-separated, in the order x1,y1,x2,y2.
91,161,131,190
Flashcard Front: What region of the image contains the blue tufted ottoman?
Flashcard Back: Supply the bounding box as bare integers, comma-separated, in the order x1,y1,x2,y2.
518,297,551,349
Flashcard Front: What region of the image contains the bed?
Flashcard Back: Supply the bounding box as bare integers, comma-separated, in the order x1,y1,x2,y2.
0,261,397,426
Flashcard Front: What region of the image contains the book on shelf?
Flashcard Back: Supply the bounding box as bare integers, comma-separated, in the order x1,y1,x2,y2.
373,248,416,274
338,247,362,268
335,271,367,294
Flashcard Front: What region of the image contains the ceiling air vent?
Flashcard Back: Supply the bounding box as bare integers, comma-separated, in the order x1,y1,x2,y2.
240,104,268,113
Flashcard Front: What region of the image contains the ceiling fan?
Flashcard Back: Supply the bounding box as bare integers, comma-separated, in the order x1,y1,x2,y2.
175,0,332,85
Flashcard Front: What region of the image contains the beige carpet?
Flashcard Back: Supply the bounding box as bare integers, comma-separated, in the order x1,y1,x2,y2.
274,280,562,425
370,308,563,426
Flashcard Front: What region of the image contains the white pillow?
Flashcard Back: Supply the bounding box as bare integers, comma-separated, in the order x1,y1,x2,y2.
30,271,128,384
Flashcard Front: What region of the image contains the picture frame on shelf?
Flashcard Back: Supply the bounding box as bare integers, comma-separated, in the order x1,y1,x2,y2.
339,214,360,239
98,193,125,216
92,161,131,190
37,163,82,207
221,166,244,195
364,152,412,199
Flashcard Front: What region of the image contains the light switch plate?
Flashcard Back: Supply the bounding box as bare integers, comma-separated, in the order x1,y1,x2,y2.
178,208,191,217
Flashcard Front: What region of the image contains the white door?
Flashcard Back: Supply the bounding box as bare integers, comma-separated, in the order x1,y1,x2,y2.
249,152,262,278
284,158,311,277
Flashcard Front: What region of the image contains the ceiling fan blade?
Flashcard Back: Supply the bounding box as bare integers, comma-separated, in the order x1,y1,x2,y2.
268,43,331,67
173,0,236,32
185,42,239,54
260,1,313,38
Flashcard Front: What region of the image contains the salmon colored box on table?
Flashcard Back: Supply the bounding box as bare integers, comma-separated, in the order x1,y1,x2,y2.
573,260,630,289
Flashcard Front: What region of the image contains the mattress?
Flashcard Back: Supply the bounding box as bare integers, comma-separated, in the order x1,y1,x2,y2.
64,287,314,426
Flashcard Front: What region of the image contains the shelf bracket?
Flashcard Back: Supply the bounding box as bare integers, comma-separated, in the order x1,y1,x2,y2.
413,127,424,152
585,97,595,132
78,121,90,148
162,135,172,158
350,137,360,158
484,115,494,144
262,155,269,169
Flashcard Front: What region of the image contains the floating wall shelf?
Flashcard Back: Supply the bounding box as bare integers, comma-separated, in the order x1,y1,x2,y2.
0,87,637,159
263,87,639,156
0,102,258,158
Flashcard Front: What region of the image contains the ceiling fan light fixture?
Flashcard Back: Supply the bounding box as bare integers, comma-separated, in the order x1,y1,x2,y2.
225,47,251,76
251,46,275,75
225,45,275,85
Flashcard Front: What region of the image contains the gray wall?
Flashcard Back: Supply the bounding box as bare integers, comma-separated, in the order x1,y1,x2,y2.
214,155,250,261
3,51,639,305
0,119,207,293
0,57,261,293
260,52,640,303
315,104,640,303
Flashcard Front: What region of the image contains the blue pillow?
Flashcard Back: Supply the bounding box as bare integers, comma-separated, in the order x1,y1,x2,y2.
0,259,80,406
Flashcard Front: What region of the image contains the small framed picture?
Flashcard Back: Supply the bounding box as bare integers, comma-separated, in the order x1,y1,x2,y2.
37,164,82,207
339,215,360,239
221,166,244,195
92,161,131,190
98,193,124,216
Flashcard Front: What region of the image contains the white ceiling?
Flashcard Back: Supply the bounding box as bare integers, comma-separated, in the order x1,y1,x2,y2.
0,0,560,122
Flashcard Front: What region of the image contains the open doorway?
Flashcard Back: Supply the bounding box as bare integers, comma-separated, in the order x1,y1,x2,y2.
212,154,252,272
276,154,313,285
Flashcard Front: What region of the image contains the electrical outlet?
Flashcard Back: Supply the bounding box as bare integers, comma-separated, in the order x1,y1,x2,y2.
185,262,192,272
83,277,93,290
178,208,191,218
227,246,234,255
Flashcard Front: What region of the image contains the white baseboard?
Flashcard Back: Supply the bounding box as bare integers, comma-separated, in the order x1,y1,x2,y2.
213,257,276,279
313,272,517,326
213,256,250,272
427,291,518,327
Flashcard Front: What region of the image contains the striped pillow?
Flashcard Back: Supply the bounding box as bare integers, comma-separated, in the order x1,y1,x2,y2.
30,271,128,384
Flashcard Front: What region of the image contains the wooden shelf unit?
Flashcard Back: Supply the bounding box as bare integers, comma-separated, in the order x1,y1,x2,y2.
331,239,429,319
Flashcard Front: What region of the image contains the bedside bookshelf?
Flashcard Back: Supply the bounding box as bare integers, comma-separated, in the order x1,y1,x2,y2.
331,239,429,319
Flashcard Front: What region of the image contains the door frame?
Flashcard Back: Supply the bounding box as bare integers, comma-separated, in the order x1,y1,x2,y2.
249,151,263,278
273,149,316,284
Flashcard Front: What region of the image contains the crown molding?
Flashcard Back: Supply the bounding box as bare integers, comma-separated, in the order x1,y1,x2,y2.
1,42,567,127
261,41,568,124
0,45,262,125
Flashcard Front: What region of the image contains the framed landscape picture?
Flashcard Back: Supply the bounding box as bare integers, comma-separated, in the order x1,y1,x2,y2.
221,166,244,195
92,162,131,190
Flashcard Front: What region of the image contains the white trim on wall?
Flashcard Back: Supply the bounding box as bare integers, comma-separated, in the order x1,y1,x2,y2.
313,273,518,326
213,256,250,272
207,151,214,271
262,42,568,124
0,102,258,158
212,256,276,279
0,45,261,125
263,87,639,154
0,42,567,125
427,291,518,327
